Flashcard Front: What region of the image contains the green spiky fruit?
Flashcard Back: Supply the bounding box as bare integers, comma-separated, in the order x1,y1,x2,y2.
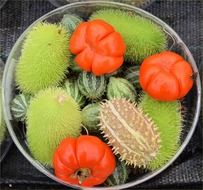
81,103,100,131
140,94,182,170
105,159,130,186
10,93,31,122
90,9,167,62
123,65,140,88
107,77,136,101
27,87,82,165
61,14,83,33
16,22,70,94
99,99,160,167
63,79,86,107
77,72,106,100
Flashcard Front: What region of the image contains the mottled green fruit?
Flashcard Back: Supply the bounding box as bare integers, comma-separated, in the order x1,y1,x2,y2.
82,103,100,131
90,9,167,62
61,14,83,33
63,79,86,107
10,93,31,122
123,65,140,88
16,23,70,94
107,77,136,102
27,88,82,165
77,72,106,100
140,94,182,170
105,160,130,186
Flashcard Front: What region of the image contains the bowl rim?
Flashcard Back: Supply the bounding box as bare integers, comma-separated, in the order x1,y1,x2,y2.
2,1,201,190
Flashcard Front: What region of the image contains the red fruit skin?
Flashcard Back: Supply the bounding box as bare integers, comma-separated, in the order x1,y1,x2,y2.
139,51,194,101
70,19,126,76
53,135,116,187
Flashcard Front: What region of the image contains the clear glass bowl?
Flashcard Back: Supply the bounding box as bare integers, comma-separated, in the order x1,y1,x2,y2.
2,1,201,190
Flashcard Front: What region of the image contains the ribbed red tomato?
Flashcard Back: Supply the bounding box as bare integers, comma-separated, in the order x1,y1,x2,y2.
53,135,116,187
70,19,126,76
139,51,193,101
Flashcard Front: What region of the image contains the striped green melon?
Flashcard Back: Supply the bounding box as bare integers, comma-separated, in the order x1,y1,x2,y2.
77,72,106,100
61,14,83,33
123,65,140,88
81,103,100,132
10,93,31,122
63,79,86,107
105,160,129,186
107,77,136,102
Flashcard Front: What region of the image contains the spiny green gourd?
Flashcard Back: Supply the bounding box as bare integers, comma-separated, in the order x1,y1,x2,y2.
107,77,136,102
10,93,31,122
140,94,182,170
81,103,100,132
105,159,130,186
63,79,86,107
99,99,160,167
16,22,70,94
123,65,140,88
61,14,83,33
90,9,167,62
77,72,106,100
26,87,82,165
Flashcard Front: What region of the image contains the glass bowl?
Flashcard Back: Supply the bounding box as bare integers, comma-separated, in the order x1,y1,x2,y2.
48,0,155,8
2,1,201,189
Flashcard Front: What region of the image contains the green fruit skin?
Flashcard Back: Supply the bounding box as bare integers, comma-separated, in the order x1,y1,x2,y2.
77,72,106,100
63,79,86,107
107,77,136,102
123,65,140,88
90,9,167,63
81,103,100,131
105,160,129,186
10,93,31,122
61,14,83,33
140,94,182,170
26,87,82,165
16,23,70,94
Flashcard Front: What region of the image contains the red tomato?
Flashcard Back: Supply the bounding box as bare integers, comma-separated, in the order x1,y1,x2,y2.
53,135,116,187
70,19,126,76
139,51,193,101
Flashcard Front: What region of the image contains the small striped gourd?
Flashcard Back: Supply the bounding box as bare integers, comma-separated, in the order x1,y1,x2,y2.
81,103,100,131
123,65,140,88
99,99,160,167
77,72,106,100
10,93,31,122
107,77,136,102
105,160,129,186
61,14,83,33
63,79,86,107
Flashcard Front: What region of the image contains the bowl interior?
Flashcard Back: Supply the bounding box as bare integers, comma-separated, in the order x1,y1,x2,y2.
2,1,201,190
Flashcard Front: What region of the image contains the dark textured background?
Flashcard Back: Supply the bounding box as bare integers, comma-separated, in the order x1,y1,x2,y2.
0,0,202,189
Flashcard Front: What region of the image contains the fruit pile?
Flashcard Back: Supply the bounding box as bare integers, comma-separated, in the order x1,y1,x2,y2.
11,9,194,187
